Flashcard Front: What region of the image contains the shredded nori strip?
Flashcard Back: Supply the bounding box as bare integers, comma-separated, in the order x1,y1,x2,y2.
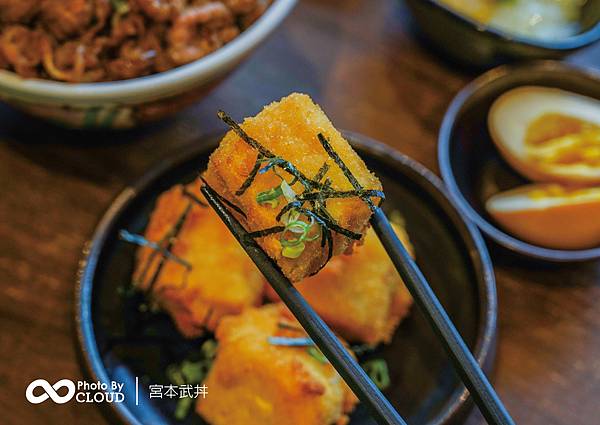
201,308,214,329
314,162,330,183
315,227,334,274
133,202,193,295
259,157,318,192
199,177,247,218
215,112,385,272
247,225,286,239
182,187,208,207
318,133,381,210
318,132,364,191
218,111,321,191
297,189,385,202
293,206,362,240
236,153,265,196
218,111,274,158
351,344,377,356
275,200,303,222
278,322,305,332
315,202,336,225
119,230,192,270
307,163,329,211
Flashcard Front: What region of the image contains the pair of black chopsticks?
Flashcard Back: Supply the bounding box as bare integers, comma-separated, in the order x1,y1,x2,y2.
201,183,514,425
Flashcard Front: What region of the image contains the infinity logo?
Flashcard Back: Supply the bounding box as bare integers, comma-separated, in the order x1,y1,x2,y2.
26,379,76,404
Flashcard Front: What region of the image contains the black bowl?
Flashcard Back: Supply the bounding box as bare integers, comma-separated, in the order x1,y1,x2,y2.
438,61,600,261
404,0,600,68
76,132,497,425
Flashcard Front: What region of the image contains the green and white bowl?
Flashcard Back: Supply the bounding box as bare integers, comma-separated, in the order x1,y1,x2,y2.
0,0,296,129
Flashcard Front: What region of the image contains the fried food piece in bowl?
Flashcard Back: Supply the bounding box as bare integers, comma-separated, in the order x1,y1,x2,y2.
133,181,265,337
267,221,414,345
197,304,358,425
204,93,383,282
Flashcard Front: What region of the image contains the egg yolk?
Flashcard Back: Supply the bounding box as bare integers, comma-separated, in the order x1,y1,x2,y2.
525,113,600,168
528,184,600,200
439,0,495,22
529,184,572,199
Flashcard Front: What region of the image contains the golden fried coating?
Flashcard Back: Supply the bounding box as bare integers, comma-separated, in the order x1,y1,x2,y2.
267,222,414,345
197,304,358,425
204,93,382,282
133,181,265,338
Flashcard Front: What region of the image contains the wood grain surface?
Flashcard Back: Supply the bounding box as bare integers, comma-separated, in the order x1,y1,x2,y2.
0,1,599,424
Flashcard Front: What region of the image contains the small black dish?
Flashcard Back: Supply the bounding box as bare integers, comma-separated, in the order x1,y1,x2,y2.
439,60,600,262
405,0,600,68
76,132,497,425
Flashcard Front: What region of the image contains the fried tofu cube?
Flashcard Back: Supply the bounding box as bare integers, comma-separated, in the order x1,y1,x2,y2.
197,304,358,425
266,222,414,345
204,93,382,282
133,181,265,337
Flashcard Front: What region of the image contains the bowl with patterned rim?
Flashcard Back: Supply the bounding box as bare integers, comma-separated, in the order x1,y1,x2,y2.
0,0,297,129
76,131,498,425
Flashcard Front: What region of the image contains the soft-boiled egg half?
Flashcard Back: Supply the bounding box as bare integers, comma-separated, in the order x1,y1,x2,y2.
489,86,600,186
486,184,600,249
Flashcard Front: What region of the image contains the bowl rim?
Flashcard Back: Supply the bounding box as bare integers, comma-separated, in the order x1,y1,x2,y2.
344,132,498,425
76,132,498,425
424,0,600,51
438,60,600,262
0,0,297,104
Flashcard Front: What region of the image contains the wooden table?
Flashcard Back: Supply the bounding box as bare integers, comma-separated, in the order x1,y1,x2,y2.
1,1,599,424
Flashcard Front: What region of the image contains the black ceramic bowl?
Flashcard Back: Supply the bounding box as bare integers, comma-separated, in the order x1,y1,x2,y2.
405,0,600,67
439,61,600,261
76,132,497,425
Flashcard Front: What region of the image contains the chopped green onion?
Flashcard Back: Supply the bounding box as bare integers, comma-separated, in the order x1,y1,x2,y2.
166,359,210,387
287,221,309,234
116,284,135,297
201,339,218,360
307,347,328,364
280,207,300,224
166,365,186,386
362,359,390,390
282,242,305,259
166,339,218,420
174,396,194,421
181,360,207,383
256,169,298,209
252,162,324,259
280,210,321,258
280,179,296,201
257,186,284,208
110,0,130,14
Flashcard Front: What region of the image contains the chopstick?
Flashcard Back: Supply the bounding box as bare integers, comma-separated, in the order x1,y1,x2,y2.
370,207,515,425
200,184,407,425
